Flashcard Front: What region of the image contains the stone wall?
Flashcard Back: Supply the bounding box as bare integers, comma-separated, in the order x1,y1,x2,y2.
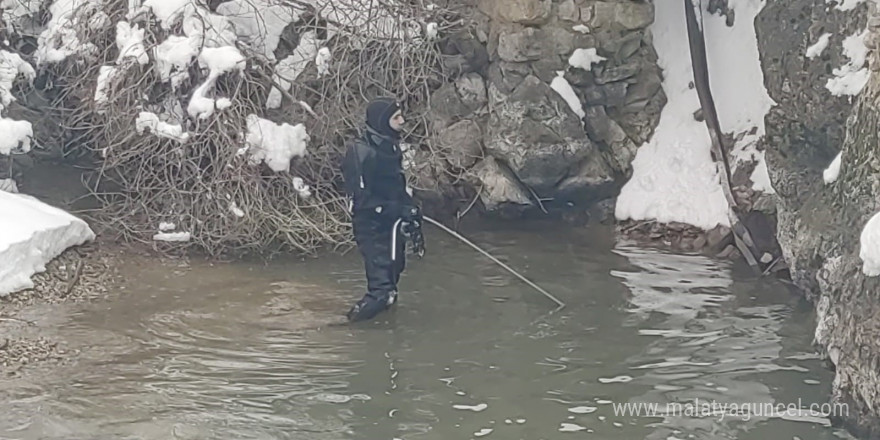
421,0,664,217
756,0,880,436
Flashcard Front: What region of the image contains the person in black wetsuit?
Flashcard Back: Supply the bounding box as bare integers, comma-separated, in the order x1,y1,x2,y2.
341,97,423,322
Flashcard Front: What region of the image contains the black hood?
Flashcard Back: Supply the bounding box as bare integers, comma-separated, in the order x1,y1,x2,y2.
365,97,400,139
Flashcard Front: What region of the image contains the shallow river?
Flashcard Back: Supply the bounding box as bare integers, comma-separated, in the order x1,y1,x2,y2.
0,220,858,440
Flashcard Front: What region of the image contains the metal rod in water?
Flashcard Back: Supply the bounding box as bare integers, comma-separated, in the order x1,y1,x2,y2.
422,216,566,311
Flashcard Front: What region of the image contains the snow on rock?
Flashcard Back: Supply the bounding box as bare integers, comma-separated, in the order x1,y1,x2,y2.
550,71,585,118
568,48,606,71
136,111,190,143
823,152,842,184
826,29,870,96
216,0,303,61
807,33,833,59
616,0,776,230
860,212,880,277
0,118,32,155
245,114,309,172
0,178,17,193
0,50,35,110
267,31,320,109
0,191,95,296
34,0,97,64
154,35,199,87
116,21,149,65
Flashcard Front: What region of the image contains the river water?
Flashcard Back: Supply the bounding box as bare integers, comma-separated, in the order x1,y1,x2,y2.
0,220,858,440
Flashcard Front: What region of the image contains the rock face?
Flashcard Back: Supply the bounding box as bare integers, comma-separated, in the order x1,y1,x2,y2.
425,0,665,217
756,1,880,436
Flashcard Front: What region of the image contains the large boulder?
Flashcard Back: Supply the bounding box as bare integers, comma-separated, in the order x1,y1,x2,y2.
482,74,614,199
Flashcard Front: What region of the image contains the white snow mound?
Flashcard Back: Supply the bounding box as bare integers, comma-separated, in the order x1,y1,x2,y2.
0,191,95,296
860,212,880,277
245,114,309,172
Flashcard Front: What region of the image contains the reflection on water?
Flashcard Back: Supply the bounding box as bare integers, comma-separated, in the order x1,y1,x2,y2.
0,222,856,440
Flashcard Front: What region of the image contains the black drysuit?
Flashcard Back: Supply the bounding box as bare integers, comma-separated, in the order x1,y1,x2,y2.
342,99,417,320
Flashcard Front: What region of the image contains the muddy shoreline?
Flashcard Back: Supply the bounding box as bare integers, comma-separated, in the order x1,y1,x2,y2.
0,239,125,375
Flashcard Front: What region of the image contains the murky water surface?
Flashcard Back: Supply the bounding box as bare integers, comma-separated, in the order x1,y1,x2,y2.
0,220,857,439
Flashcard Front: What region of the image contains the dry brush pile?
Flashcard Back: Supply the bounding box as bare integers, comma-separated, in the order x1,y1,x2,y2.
16,0,469,257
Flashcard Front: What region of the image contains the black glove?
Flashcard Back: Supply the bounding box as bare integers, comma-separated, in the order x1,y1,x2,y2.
399,205,425,258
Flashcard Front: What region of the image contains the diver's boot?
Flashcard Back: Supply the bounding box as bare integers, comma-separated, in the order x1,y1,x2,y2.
346,293,389,322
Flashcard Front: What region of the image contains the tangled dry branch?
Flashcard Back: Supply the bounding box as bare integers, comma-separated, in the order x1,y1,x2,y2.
32,0,469,258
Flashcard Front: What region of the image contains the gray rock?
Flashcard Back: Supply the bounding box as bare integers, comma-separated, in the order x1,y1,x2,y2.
437,120,483,169
478,0,552,25
624,67,662,108
486,61,531,94
584,105,636,175
456,73,488,113
497,25,573,63
558,0,580,22
498,26,544,62
429,83,471,131
590,1,654,30
594,60,641,85
484,75,614,193
599,31,643,62
473,155,533,210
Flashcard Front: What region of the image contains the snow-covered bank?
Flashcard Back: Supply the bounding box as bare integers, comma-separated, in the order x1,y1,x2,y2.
614,0,774,230
0,191,95,296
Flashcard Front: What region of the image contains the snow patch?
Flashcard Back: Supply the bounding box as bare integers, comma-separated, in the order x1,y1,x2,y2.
245,115,309,172
116,21,149,65
807,33,832,59
136,112,190,143
426,22,439,40
154,35,199,88
568,48,605,71
0,118,32,155
187,46,245,119
0,50,35,110
826,30,870,96
823,152,842,184
94,65,117,105
35,0,97,64
153,231,191,242
216,0,304,61
0,191,95,296
860,212,880,276
550,71,585,119
572,24,591,33
292,176,312,198
316,47,332,77
616,0,775,229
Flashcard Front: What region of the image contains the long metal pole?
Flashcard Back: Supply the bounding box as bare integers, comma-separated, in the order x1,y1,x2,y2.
422,215,566,311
